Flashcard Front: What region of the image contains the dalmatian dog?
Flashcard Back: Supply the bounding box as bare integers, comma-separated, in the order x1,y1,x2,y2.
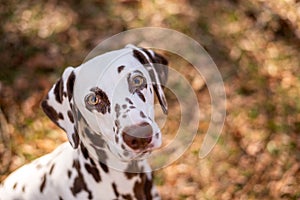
0,44,169,200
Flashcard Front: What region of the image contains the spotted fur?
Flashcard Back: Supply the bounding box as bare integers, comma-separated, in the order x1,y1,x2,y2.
0,44,169,200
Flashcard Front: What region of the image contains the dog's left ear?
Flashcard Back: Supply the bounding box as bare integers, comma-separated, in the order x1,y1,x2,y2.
41,67,80,149
128,44,169,114
148,50,169,114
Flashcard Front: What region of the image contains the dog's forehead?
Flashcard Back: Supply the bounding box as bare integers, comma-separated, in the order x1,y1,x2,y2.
73,47,151,111
75,48,144,93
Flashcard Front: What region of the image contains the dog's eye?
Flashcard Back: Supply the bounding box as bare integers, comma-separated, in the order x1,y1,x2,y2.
86,94,99,105
132,75,145,87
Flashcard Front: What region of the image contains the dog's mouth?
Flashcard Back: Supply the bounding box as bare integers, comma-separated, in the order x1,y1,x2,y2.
115,144,158,162
128,149,152,161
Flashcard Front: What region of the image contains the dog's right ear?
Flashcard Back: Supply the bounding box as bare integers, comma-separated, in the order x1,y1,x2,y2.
41,67,80,149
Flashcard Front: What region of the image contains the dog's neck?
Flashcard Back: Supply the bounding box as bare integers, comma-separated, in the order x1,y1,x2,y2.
78,142,149,174
74,108,150,174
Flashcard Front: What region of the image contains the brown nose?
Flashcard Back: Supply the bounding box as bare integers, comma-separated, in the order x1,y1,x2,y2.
122,122,153,150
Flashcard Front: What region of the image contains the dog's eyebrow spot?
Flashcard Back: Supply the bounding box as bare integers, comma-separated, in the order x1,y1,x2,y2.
117,65,125,73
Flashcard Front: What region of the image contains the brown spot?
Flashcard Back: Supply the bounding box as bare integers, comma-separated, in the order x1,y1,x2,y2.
115,135,119,143
140,111,146,118
153,52,168,65
133,49,150,65
22,185,26,192
67,170,72,178
136,91,146,102
67,71,76,100
40,174,47,193
59,196,63,200
141,48,154,61
71,129,80,148
99,162,109,173
155,133,159,139
58,113,64,120
112,182,119,197
90,158,96,166
142,48,168,65
115,104,121,118
144,174,154,200
125,162,144,178
84,163,101,182
133,173,154,200
54,78,64,104
71,160,93,199
123,151,129,157
125,98,133,105
49,163,55,175
41,100,59,125
122,194,133,200
125,171,139,180
115,120,121,130
117,65,125,73
80,143,89,159
67,110,74,123
122,104,127,109
13,182,17,190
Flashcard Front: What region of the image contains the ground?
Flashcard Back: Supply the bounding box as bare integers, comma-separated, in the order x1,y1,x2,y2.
0,0,300,199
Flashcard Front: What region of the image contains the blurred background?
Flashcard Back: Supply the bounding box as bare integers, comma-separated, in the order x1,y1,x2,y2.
0,0,300,199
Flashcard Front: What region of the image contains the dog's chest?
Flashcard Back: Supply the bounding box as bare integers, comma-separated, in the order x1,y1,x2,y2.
0,143,156,200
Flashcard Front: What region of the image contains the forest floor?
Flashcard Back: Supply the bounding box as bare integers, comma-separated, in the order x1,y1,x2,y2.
1,0,300,199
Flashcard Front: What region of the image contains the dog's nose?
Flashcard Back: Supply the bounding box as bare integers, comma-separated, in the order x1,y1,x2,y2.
122,122,153,150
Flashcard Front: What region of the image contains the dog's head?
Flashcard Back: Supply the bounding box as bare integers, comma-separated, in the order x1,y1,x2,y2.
41,44,168,162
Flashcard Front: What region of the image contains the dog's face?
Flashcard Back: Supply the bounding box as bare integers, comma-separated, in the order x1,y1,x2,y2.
42,45,168,162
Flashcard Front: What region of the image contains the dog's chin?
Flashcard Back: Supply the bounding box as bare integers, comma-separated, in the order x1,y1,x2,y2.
116,150,152,162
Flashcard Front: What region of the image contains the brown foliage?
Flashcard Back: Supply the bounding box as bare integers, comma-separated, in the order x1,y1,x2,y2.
0,0,300,199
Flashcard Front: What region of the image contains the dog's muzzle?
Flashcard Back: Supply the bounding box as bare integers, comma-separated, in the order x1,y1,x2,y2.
122,122,153,151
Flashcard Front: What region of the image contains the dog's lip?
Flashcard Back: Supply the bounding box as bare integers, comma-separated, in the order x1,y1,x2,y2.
132,150,152,160
131,143,155,153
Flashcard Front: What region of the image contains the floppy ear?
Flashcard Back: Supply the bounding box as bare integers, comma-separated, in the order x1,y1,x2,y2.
129,45,169,114
41,67,80,149
148,50,169,114
151,51,168,88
